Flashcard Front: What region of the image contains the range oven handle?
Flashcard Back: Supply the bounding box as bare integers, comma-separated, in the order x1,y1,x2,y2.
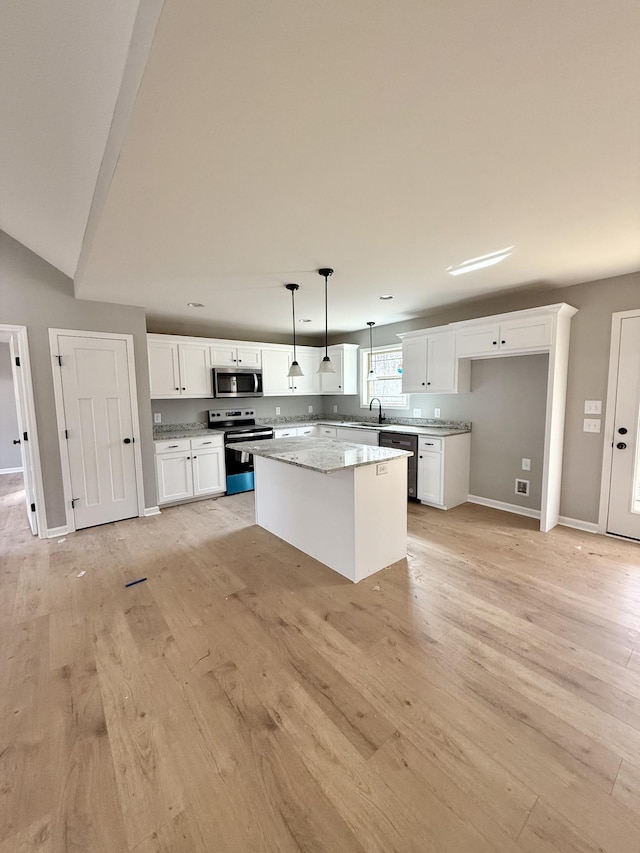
226,431,273,442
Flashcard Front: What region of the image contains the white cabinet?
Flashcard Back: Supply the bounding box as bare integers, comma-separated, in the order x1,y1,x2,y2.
320,344,359,395
318,426,337,438
335,427,380,446
274,425,319,439
156,452,194,504
400,331,469,394
155,435,225,504
455,315,553,358
211,345,262,368
148,338,211,398
417,433,470,510
262,347,322,396
262,349,294,396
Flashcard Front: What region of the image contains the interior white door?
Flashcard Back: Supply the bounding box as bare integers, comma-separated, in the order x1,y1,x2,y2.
608,317,640,539
9,337,37,533
57,335,140,529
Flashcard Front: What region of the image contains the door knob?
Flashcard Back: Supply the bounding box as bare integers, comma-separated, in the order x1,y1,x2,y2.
13,439,21,445
123,438,132,444
617,442,627,450
618,427,628,435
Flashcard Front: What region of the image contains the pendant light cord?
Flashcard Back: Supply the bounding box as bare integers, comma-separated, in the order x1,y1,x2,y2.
324,272,328,358
292,288,297,361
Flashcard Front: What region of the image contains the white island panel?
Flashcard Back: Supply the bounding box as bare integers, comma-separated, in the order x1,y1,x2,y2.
253,454,408,582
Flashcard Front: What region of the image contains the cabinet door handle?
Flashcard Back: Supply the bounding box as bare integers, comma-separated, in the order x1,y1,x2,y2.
421,382,426,386
182,387,186,391
501,340,506,345
492,341,497,345
419,455,423,459
202,441,212,444
168,444,179,448
175,387,179,390
187,456,191,460
425,442,434,446
427,381,431,385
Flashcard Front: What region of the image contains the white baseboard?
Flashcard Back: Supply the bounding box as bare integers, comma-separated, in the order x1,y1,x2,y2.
467,494,541,520
558,516,599,534
0,466,23,475
143,506,161,517
46,525,69,539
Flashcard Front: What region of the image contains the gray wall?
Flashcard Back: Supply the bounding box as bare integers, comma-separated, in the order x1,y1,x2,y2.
0,342,22,471
152,394,323,426
328,271,640,522
0,231,157,529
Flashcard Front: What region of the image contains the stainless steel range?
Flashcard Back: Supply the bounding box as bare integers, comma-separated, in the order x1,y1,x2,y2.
208,409,274,494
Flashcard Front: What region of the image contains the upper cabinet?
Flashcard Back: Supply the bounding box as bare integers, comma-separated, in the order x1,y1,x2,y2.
211,345,262,368
455,313,553,358
148,338,211,398
261,346,322,396
320,344,359,395
400,330,470,394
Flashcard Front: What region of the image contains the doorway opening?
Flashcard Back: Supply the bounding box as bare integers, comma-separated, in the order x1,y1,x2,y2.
0,325,45,537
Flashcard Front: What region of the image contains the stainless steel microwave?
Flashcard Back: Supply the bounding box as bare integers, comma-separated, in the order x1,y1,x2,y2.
212,367,263,398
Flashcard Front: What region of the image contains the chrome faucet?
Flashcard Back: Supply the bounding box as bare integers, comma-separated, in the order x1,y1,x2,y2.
369,397,386,424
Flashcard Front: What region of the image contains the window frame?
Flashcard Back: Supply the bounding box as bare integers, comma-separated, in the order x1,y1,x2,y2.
360,343,408,410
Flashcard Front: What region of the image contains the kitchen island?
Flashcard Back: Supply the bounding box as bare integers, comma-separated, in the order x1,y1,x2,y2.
231,436,412,583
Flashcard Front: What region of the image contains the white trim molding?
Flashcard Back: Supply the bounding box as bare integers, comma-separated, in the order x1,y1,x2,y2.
558,516,600,534
143,506,161,517
467,495,541,520
46,525,69,539
0,467,23,475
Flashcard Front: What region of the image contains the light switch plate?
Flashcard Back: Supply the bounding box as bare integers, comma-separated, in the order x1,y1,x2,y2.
413,408,421,418
153,413,162,424
584,400,602,415
522,458,531,471
583,418,601,433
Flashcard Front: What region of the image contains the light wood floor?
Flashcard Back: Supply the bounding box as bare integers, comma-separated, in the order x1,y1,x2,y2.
2,472,640,852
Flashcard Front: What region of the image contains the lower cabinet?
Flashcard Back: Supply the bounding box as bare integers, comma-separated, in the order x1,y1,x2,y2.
274,425,319,438
335,427,380,445
417,433,470,510
155,436,225,505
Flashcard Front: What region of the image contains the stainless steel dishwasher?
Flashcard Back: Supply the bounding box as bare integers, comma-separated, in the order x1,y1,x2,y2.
379,432,419,500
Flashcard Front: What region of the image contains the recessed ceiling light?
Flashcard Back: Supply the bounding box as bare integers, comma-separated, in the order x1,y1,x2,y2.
298,318,312,323
447,246,513,276
187,302,205,307
379,295,394,300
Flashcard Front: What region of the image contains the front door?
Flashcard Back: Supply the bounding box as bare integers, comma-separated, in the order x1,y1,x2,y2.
607,315,640,540
57,334,140,530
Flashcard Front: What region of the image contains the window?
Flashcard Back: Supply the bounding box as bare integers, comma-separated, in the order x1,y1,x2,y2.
361,345,408,409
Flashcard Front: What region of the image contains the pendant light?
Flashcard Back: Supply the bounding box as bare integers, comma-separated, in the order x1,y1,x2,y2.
285,283,304,377
317,267,336,374
366,321,378,381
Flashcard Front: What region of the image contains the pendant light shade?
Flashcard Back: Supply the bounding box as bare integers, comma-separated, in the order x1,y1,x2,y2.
285,283,304,378
366,321,378,381
317,267,336,374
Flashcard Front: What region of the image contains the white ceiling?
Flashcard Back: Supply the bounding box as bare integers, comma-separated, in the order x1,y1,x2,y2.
0,0,142,277
4,1,640,338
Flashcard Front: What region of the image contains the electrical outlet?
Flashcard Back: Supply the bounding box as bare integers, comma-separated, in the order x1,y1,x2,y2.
515,478,530,496
413,408,422,418
153,413,162,424
583,418,601,433
584,400,602,415
522,458,531,471
308,405,313,413
434,408,441,418
333,405,338,413
376,463,389,476
275,406,281,415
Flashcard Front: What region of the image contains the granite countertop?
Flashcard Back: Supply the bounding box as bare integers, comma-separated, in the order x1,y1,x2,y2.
153,428,224,441
269,420,470,437
230,436,413,474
